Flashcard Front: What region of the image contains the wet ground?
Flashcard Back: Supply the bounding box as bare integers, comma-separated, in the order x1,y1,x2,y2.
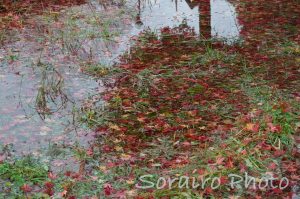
0,0,240,156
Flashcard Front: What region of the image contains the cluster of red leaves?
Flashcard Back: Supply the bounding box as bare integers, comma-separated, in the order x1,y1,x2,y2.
1,0,298,197
232,0,300,88
104,27,248,140
0,0,86,14
95,0,299,198
0,0,85,30
20,181,55,196
95,30,262,197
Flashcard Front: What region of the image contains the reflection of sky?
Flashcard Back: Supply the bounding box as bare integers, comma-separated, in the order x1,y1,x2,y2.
211,0,240,39
138,0,199,32
131,0,240,39
0,45,98,154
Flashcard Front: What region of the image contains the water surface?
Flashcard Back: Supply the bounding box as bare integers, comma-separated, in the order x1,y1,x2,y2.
0,0,240,157
128,0,240,40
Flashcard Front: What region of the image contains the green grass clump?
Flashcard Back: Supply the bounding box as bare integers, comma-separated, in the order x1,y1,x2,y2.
0,156,48,186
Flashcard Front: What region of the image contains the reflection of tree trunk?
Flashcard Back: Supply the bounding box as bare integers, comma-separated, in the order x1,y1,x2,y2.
199,0,211,39
98,0,107,9
136,0,143,25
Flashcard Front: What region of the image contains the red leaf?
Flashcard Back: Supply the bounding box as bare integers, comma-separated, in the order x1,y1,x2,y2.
267,123,281,133
268,162,277,170
45,181,54,189
65,171,72,177
48,172,57,180
220,176,228,185
198,135,209,142
102,145,112,152
245,123,260,133
274,150,285,157
204,187,213,194
272,188,283,194
225,157,234,168
44,188,55,196
20,184,32,193
197,169,206,175
216,157,225,165
86,148,94,156
279,102,290,113
104,183,113,196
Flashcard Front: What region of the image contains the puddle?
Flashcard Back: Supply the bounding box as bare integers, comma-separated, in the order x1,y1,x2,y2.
0,0,240,157
128,0,241,40
0,44,99,155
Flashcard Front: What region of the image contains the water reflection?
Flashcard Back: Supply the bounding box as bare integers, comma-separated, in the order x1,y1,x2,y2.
35,63,72,119
198,0,211,39
0,45,98,155
78,0,241,65
0,0,241,156
136,0,143,26
132,0,240,40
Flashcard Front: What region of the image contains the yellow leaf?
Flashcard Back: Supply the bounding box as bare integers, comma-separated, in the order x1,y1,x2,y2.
121,114,129,118
115,146,123,152
137,117,145,122
223,119,233,124
109,124,121,131
245,123,255,131
99,166,107,172
113,139,121,143
199,126,206,130
126,190,138,197
121,154,131,160
126,180,135,185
